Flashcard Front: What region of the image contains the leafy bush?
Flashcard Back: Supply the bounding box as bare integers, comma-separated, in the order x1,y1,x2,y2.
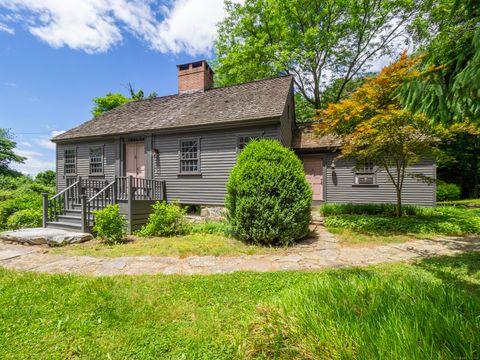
323,207,480,236
437,182,461,202
226,139,312,246
139,201,186,237
92,204,126,244
320,203,420,217
6,209,42,229
187,221,231,235
0,173,55,230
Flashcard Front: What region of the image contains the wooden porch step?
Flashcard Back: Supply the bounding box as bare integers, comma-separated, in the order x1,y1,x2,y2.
56,214,82,224
46,221,82,231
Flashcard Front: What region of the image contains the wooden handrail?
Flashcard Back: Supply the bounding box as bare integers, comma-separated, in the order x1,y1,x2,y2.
49,180,79,201
88,180,115,203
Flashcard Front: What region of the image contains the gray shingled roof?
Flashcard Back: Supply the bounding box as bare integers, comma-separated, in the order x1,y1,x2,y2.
292,122,343,150
53,76,293,142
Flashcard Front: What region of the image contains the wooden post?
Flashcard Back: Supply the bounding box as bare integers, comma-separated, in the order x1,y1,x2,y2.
127,175,133,234
42,193,48,228
77,176,82,204
161,180,167,201
112,178,117,204
80,195,87,233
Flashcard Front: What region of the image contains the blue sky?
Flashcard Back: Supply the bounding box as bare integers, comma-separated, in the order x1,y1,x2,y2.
0,0,229,175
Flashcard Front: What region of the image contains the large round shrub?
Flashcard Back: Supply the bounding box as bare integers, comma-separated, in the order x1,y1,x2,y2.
226,139,312,245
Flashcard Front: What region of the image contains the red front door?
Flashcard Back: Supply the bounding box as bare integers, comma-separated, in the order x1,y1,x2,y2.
303,156,324,201
125,142,145,178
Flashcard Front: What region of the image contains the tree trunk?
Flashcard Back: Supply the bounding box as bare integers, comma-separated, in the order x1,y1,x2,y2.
396,188,402,218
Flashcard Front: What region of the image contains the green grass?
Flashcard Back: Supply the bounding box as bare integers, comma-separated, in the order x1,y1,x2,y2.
0,253,479,359
439,198,480,206
321,204,480,245
240,252,480,359
48,233,282,258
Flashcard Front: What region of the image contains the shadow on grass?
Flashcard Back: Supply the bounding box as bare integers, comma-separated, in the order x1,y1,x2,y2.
414,252,480,295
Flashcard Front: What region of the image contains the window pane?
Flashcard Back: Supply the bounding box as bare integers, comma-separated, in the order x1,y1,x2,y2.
355,161,375,184
180,140,199,173
64,149,76,174
89,147,103,174
238,136,258,151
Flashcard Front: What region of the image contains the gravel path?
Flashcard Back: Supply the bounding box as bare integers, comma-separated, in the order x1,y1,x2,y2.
1,225,478,276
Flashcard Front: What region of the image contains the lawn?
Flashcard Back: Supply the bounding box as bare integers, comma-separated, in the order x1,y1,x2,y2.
321,204,480,246
48,233,282,258
439,198,480,206
0,252,479,359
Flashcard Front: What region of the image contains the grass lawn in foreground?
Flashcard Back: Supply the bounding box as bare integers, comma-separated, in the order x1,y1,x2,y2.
48,233,282,258
321,204,480,246
0,252,479,359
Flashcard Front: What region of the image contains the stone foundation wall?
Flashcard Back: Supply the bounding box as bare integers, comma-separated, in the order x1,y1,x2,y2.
200,206,227,221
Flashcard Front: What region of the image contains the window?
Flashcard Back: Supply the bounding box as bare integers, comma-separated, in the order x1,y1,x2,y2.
179,139,200,173
354,161,375,185
64,148,76,174
89,147,103,174
238,135,259,152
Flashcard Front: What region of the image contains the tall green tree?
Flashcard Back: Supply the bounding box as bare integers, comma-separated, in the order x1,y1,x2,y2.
316,54,443,217
0,129,25,176
35,170,56,188
92,84,157,117
215,0,422,117
400,0,480,124
92,93,130,117
437,121,480,198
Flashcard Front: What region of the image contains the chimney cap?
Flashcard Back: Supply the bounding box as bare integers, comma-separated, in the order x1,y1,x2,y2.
177,60,214,73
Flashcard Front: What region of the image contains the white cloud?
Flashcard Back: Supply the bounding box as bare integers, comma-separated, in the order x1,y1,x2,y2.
13,148,55,176
0,21,14,34
0,0,235,55
152,0,230,55
35,130,65,150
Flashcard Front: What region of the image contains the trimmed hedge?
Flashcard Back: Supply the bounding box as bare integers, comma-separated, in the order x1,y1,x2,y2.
320,203,420,217
226,139,312,246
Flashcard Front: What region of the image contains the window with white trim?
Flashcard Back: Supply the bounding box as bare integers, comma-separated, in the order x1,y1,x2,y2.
180,139,199,173
64,148,76,175
354,161,375,185
238,135,259,152
89,147,103,174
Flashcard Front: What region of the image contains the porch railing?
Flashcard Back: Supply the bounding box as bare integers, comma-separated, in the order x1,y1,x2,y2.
43,179,80,225
43,176,166,232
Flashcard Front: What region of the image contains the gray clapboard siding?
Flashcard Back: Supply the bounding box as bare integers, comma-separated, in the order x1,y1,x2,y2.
279,85,295,147
153,125,280,205
324,154,436,206
56,140,117,191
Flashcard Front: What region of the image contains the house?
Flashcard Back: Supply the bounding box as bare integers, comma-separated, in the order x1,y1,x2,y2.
44,60,436,233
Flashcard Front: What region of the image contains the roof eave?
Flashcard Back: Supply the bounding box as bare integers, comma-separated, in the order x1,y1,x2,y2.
51,116,282,143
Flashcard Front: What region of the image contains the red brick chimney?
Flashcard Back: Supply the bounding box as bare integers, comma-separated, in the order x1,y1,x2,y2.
177,60,214,95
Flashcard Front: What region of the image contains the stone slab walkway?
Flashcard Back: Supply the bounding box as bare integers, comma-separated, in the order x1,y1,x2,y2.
1,230,479,276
